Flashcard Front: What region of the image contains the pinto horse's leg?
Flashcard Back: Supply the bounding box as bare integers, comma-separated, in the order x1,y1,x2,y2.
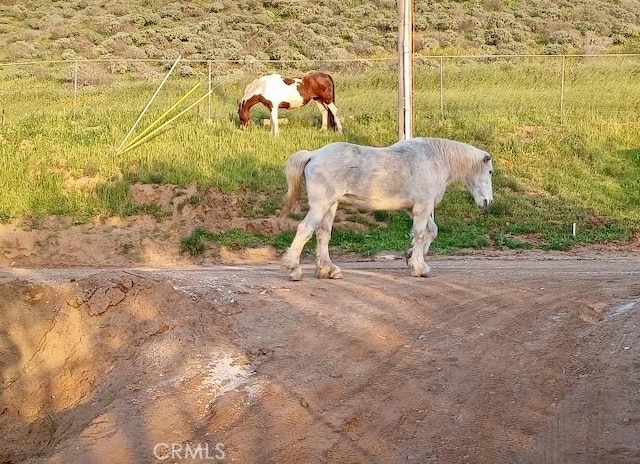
270,105,279,136
281,205,327,281
314,100,329,131
407,205,433,277
315,202,343,279
327,102,343,133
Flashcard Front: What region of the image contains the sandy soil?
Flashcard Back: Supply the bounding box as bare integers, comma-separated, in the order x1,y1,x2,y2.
1,185,639,463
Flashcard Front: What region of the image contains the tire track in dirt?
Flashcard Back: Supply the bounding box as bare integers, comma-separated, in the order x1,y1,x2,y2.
211,256,639,463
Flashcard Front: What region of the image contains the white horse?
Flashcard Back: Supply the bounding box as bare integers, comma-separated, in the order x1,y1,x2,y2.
280,137,494,280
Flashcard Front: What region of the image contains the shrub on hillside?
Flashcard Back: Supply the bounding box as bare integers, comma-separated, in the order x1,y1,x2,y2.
181,3,204,18
159,3,184,21
415,36,439,52
434,13,455,32
373,16,396,33
456,16,483,34
203,38,244,60
261,0,292,8
61,49,77,60
131,12,161,27
485,27,513,46
494,41,529,55
109,60,131,74
96,14,124,35
437,30,461,48
612,23,640,39
179,64,200,77
548,30,580,46
581,34,612,55
122,45,147,59
349,4,378,19
196,18,220,33
237,55,267,74
206,2,226,13
6,41,42,60
101,33,134,55
543,43,567,55
24,17,42,30
165,26,194,43
2,4,27,21
347,40,375,56
63,61,115,86
90,45,112,59
268,46,306,62
142,44,161,59
102,0,129,17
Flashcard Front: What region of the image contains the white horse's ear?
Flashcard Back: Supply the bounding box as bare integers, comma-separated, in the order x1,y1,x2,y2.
483,154,491,162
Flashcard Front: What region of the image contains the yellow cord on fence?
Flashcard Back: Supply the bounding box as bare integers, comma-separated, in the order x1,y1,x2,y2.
118,90,212,156
116,55,182,153
117,81,202,155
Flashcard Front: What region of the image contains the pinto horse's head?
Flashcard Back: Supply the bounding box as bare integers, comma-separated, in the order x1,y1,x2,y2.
238,99,250,129
238,94,269,129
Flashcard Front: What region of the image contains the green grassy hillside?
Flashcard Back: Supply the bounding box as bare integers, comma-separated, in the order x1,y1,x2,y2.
1,0,639,65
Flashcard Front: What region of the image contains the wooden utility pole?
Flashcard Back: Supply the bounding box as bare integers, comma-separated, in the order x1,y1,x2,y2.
398,0,414,140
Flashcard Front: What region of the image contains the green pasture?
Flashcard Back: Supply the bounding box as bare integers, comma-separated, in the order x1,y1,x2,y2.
0,57,638,256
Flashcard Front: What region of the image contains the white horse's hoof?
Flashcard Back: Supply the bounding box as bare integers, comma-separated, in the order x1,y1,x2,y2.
281,252,297,270
289,266,303,281
316,267,330,279
329,268,343,279
409,263,431,278
317,265,343,279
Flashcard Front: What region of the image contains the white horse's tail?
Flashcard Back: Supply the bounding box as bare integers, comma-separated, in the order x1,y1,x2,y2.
283,149,314,216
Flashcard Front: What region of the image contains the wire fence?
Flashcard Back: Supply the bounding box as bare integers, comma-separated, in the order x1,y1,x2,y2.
1,53,639,127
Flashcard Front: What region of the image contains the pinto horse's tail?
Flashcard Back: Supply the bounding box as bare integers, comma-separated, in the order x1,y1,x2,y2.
328,75,337,130
282,149,314,216
328,107,336,130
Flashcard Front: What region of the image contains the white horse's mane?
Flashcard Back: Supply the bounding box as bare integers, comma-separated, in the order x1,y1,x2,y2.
424,138,487,181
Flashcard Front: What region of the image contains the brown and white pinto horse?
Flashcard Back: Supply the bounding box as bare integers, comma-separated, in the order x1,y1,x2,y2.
238,70,343,136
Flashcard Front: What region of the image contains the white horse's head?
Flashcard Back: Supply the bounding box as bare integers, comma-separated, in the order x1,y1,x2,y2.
465,153,494,209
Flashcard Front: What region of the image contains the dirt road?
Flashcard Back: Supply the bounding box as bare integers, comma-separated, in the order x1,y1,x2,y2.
1,251,639,463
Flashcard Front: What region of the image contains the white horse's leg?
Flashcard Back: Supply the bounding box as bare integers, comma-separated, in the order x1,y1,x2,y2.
407,207,432,277
281,206,326,281
315,202,342,279
270,105,279,136
314,100,329,131
327,102,343,133
422,213,438,258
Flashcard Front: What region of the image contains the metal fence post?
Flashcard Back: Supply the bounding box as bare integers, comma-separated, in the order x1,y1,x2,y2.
559,55,566,124
439,56,444,117
73,60,78,120
208,60,212,120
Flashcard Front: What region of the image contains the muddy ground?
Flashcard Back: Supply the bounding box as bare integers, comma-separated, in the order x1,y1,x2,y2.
1,249,639,464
